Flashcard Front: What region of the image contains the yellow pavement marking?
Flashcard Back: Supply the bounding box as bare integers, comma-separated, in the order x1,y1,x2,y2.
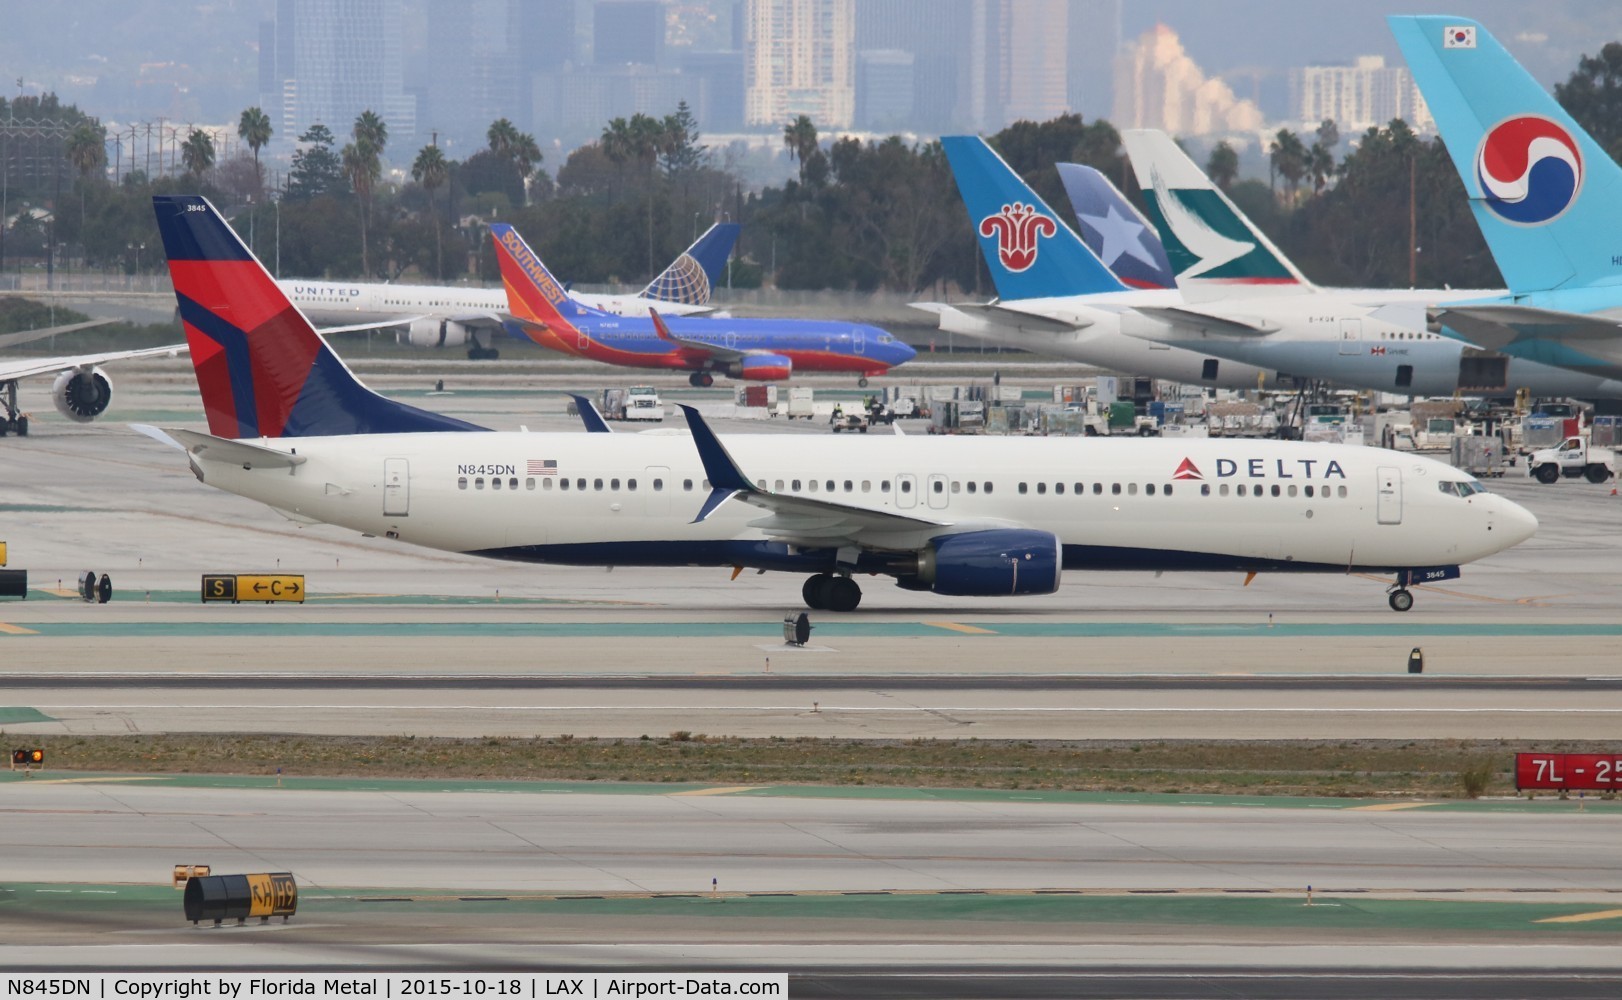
18,776,165,786
923,621,997,635
0,623,39,635
1535,908,1622,924
42,588,80,598
671,786,767,797
1348,802,1438,812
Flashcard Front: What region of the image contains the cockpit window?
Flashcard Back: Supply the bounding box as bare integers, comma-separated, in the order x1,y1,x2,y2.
1439,480,1489,497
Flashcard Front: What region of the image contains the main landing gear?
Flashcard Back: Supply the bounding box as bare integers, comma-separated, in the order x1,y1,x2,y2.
858,376,869,388
1386,585,1414,612
687,372,715,387
802,573,862,612
0,383,27,437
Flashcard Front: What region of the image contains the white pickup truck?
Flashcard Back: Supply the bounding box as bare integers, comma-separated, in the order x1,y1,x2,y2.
1527,435,1615,484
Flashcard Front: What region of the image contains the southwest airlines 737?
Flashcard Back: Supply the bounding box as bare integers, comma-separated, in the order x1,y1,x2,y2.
136,194,1535,613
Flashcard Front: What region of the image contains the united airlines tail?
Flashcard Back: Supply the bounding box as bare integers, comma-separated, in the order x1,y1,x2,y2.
1119,129,1310,289
1056,163,1178,290
940,135,1127,300
151,195,483,438
1390,15,1622,293
642,222,739,305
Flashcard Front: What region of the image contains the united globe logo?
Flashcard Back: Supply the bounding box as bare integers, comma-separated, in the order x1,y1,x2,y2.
1475,116,1584,226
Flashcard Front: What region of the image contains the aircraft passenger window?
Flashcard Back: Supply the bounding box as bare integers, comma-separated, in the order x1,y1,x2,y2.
543,478,553,490
793,480,802,491
755,479,765,490
475,477,486,490
1111,483,1121,495
628,479,637,491
1164,484,1173,497
525,478,535,490
458,477,468,490
808,480,818,492
611,478,621,490
984,482,993,494
862,480,871,492
1054,483,1064,495
844,480,854,492
967,482,977,494
1145,483,1156,496
560,478,570,491
951,481,961,493
577,478,587,491
1036,483,1046,495
1019,483,1028,494
934,480,945,493
1255,488,1265,499
1093,483,1102,495
510,477,518,490
654,479,663,490
826,480,835,492
881,480,891,491
492,478,502,491
1201,484,1210,496
1220,484,1230,496
775,480,784,491
1073,483,1082,494
1304,485,1314,498
1338,486,1348,498
1271,485,1281,497
594,479,604,491
704,479,712,489
1127,483,1138,496
1238,485,1247,497
684,479,694,491
900,480,912,493
1287,485,1297,497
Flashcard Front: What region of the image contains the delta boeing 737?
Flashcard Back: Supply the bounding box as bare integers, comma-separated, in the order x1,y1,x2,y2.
136,194,1535,613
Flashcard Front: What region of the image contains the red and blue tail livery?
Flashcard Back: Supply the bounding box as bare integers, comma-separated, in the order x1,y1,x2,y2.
153,195,484,438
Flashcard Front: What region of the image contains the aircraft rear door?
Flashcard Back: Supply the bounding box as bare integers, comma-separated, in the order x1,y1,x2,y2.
896,473,918,509
926,473,949,510
383,458,409,517
1339,319,1362,356
1376,465,1402,525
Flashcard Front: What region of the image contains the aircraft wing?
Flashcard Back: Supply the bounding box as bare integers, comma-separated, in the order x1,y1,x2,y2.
910,301,1092,333
649,308,753,363
679,404,1022,550
1131,305,1280,336
0,343,187,385
1433,305,1622,352
0,318,119,350
315,312,513,336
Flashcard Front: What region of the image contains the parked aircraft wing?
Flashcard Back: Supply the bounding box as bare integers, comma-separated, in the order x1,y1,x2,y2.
0,343,186,385
910,301,1092,333
0,318,119,350
1132,305,1281,337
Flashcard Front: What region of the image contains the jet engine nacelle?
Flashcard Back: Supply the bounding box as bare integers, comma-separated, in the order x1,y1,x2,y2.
731,353,793,381
910,529,1061,597
406,318,472,348
52,367,113,423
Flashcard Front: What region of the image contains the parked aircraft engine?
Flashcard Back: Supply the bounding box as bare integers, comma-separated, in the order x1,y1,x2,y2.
406,318,472,348
52,367,113,423
730,353,793,381
907,529,1061,596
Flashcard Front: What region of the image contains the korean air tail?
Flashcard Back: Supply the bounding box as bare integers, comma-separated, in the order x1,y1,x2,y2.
1390,15,1622,293
940,135,1126,300
1119,129,1310,289
1056,163,1178,290
642,222,739,305
152,195,483,438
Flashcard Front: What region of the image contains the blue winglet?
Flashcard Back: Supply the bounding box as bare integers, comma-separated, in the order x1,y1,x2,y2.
568,394,612,433
679,404,755,523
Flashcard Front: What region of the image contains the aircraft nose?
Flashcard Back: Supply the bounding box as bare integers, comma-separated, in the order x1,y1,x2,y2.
1498,497,1539,548
890,335,917,363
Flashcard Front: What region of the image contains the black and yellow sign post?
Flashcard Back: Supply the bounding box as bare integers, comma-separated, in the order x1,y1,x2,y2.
201,574,305,604
182,872,298,925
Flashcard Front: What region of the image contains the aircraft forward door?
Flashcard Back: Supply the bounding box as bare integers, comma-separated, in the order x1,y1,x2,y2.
926,474,950,510
383,458,409,517
1339,319,1363,356
896,473,918,509
1376,465,1402,525
853,327,865,355
645,465,671,517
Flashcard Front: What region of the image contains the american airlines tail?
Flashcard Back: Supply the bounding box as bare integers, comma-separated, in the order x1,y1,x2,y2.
642,222,739,305
1119,129,1311,290
1055,162,1178,290
1390,16,1620,294
940,135,1128,301
151,195,484,438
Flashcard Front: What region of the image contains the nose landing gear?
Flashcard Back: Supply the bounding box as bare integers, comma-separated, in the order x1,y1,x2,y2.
802,573,862,612
1387,585,1414,612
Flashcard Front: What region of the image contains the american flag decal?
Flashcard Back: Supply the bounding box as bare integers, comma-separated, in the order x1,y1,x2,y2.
528,459,557,475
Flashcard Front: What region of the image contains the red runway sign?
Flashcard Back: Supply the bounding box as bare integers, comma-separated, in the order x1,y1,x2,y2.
1515,753,1622,791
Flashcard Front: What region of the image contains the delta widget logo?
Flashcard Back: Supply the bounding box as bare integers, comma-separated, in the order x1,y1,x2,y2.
979,202,1057,272
1172,458,1203,480
1475,116,1583,226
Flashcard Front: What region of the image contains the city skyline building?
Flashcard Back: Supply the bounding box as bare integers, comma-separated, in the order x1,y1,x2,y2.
1289,55,1433,133
1112,23,1262,136
259,0,417,148
743,0,856,128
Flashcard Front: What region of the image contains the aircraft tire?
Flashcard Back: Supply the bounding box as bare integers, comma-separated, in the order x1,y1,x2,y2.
858,377,868,388
15,416,25,437
1388,589,1414,613
827,577,862,612
687,372,702,387
802,574,832,610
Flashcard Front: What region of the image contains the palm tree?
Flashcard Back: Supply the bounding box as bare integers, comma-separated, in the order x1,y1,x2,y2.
65,121,106,231
237,106,273,194
181,128,216,182
412,142,449,278
1268,128,1307,204
1309,141,1337,196
487,118,542,205
783,115,818,184
487,117,520,160
1205,140,1239,192
353,110,388,157
343,138,381,275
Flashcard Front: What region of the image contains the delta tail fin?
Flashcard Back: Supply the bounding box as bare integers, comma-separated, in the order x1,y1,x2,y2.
152,195,484,438
641,222,740,305
1120,129,1311,290
1390,15,1622,293
940,135,1127,300
1056,163,1178,290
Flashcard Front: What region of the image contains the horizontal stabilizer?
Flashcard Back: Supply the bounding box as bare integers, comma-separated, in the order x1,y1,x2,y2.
1133,305,1281,336
137,425,307,469
911,301,1092,333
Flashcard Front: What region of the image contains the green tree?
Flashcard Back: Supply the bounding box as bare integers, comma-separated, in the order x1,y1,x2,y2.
65,121,106,233
411,142,450,279
783,115,819,184
661,100,705,175
237,107,273,193
486,117,542,205
342,137,382,276
286,124,345,201
181,128,215,181
1268,128,1307,203
1206,140,1239,191
1555,42,1622,162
